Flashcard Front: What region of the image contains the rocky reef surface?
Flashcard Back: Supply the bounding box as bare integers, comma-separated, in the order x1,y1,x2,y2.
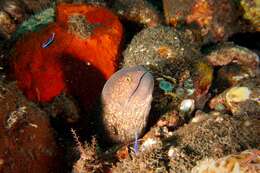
0,0,259,173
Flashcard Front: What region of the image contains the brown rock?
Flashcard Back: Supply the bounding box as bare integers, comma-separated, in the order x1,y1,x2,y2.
163,0,242,42
20,0,52,12
0,82,62,173
0,10,16,39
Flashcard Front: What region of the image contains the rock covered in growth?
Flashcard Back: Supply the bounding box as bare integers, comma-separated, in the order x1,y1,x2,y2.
113,144,169,173
19,0,52,12
123,25,213,115
216,64,256,90
191,149,260,173
113,113,260,172
241,0,260,31
85,0,107,6
101,66,154,143
163,0,242,42
112,0,162,27
42,92,80,123
209,78,260,117
205,42,259,92
0,0,52,39
14,7,55,38
1,0,27,23
12,3,123,112
0,9,17,39
0,82,62,173
206,43,260,77
166,114,259,172
123,25,200,76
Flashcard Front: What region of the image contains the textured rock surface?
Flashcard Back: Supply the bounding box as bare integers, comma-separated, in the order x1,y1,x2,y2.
0,82,62,173
113,113,260,172
163,0,242,42
123,25,200,76
191,149,260,173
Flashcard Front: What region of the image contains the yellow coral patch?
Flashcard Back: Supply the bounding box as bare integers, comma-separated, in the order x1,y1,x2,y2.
226,86,251,103
195,61,213,89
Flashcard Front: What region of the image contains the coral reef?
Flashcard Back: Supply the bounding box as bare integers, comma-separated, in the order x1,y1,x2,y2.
0,1,258,172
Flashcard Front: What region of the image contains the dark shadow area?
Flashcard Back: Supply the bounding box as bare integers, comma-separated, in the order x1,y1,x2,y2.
50,116,76,173
229,32,260,55
47,54,108,172
120,19,143,51
148,0,164,13
60,55,106,113
59,54,106,140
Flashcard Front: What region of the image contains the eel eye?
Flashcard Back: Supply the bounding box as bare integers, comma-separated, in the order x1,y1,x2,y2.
125,76,132,82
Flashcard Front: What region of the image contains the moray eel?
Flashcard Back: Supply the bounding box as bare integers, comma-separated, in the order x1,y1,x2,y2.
101,66,154,143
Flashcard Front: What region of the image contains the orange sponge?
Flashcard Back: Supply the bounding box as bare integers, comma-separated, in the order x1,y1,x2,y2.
12,3,123,111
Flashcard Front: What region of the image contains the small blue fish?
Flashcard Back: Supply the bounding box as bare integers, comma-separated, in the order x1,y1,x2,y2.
42,32,55,48
134,132,139,154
